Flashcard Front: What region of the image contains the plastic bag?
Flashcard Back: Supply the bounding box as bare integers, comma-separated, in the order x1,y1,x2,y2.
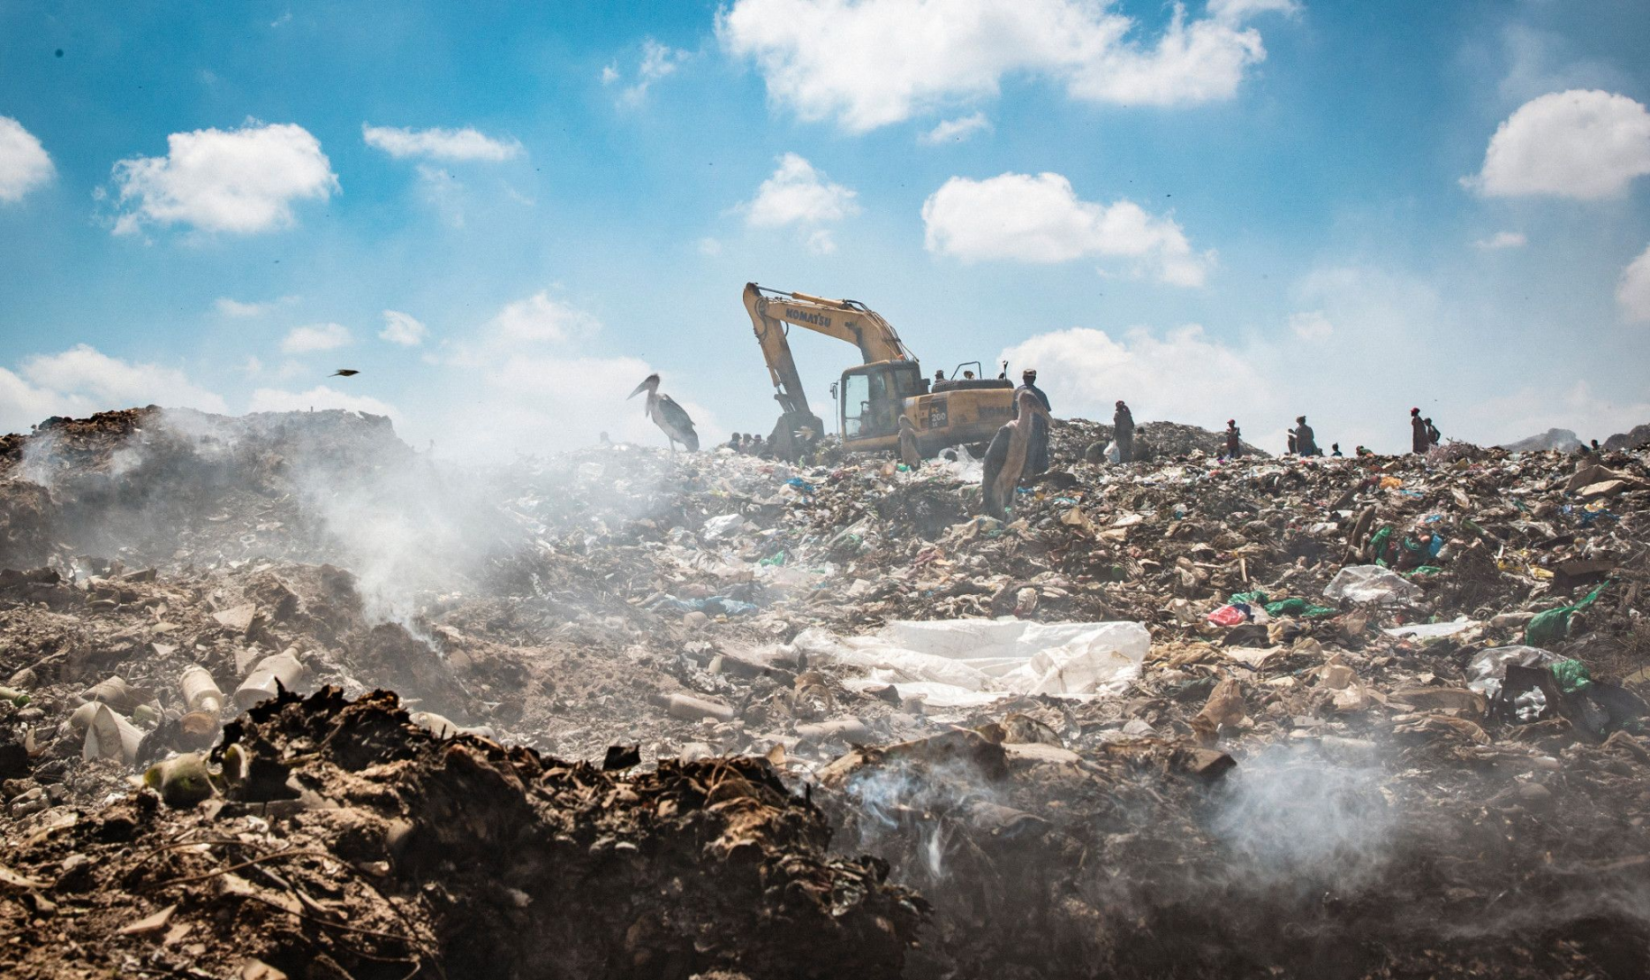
1264,597,1339,618
1323,565,1423,604
1465,645,1562,698
1525,580,1611,647
798,620,1149,707
701,514,747,541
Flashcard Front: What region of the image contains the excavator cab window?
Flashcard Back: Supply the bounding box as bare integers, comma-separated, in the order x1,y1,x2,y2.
842,372,870,438
840,363,919,441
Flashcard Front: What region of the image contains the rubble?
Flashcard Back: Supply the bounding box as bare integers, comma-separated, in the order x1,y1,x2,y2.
0,405,1648,978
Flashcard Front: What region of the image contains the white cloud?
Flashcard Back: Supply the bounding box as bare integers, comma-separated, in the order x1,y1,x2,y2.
216,298,270,318
248,385,398,419
1464,90,1650,200
214,296,295,318
920,112,992,145
0,344,228,433
696,237,723,256
110,121,337,235
412,294,719,459
1473,231,1527,250
1287,310,1332,341
1001,325,1277,434
718,0,1289,132
361,124,523,162
489,292,601,344
425,353,720,461
1619,244,1650,323
805,228,837,255
280,323,352,354
1207,0,1300,22
379,310,428,346
614,38,690,105
0,117,54,203
1064,4,1266,107
996,261,1650,455
415,164,466,227
921,171,1210,286
744,153,859,228
1462,380,1650,447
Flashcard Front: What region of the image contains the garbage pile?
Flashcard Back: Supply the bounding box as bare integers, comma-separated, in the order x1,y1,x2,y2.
0,405,1648,979
0,686,923,979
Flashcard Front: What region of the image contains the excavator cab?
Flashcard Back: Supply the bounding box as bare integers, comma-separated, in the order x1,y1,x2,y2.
841,362,926,441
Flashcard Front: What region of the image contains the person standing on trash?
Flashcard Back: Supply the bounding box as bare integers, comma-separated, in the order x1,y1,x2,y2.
1015,369,1053,474
1293,415,1319,456
1224,420,1241,459
1132,426,1153,463
1331,442,1344,457
1113,400,1135,463
1425,417,1441,447
1287,432,1297,455
1410,408,1429,454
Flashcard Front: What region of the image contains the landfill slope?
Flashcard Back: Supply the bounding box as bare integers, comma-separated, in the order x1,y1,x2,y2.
0,406,1648,979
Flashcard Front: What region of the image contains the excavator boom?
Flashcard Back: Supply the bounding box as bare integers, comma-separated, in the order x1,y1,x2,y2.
743,283,913,422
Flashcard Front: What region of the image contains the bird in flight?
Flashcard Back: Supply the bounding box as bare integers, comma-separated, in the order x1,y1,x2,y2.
330,369,360,378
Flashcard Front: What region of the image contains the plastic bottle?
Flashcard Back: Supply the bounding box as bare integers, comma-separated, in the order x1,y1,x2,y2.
179,665,224,715
234,651,308,709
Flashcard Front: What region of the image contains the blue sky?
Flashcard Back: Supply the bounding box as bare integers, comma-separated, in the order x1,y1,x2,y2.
2,0,1648,456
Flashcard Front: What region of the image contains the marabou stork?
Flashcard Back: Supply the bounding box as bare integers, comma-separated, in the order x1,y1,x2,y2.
628,374,700,451
897,414,921,467
980,388,1051,520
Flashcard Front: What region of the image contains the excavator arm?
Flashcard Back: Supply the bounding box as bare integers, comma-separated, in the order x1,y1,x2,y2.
743,282,915,432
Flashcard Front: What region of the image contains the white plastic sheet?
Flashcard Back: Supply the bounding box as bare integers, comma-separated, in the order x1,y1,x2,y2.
701,514,747,541
1323,565,1422,605
1383,617,1479,639
1465,645,1562,698
792,619,1150,708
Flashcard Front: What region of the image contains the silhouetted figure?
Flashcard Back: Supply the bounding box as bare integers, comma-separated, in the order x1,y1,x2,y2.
1114,400,1135,463
1015,369,1053,474
1294,415,1319,456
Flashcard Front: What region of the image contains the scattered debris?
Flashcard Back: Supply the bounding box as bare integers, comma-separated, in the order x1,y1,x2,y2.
0,406,1647,978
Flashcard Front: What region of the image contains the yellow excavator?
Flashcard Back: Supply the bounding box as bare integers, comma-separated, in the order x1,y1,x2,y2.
743,282,1016,459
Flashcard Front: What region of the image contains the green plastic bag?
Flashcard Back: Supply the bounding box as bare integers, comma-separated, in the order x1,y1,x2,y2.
1263,597,1339,619
1549,659,1592,694
1369,526,1394,567
759,551,787,567
1524,580,1611,647
1230,590,1270,606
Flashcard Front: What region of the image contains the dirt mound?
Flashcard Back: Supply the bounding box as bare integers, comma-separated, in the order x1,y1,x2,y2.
1502,427,1585,452
0,686,924,980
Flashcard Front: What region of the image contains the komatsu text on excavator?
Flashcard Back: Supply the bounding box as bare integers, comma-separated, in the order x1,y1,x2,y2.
743,282,1015,460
